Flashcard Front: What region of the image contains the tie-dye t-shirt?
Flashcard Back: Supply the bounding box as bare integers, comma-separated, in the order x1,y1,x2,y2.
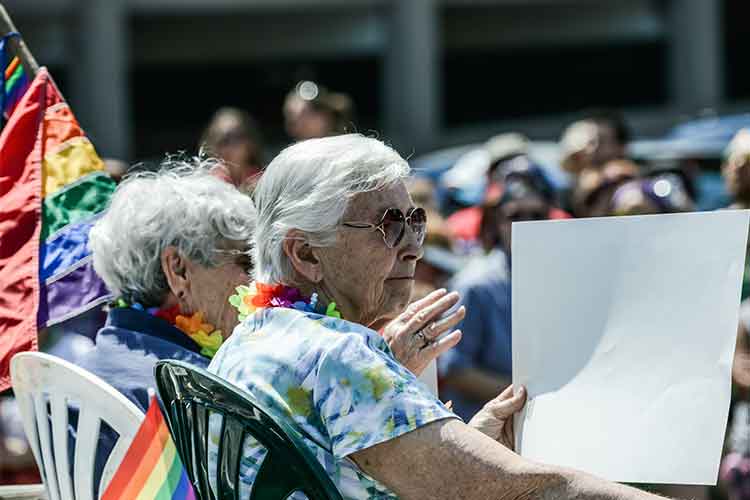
207,307,457,500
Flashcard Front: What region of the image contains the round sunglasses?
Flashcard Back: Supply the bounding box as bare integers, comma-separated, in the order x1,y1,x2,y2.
342,207,427,248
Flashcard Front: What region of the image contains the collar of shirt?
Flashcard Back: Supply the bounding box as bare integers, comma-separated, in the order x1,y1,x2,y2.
105,307,204,355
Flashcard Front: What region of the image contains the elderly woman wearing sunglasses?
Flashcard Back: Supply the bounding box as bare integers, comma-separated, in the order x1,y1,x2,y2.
209,134,662,500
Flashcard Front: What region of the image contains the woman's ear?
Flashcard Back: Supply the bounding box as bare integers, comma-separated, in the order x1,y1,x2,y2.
161,246,190,309
283,230,322,283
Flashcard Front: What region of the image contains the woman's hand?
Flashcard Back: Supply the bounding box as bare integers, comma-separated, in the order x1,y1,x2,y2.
381,289,464,376
468,385,526,450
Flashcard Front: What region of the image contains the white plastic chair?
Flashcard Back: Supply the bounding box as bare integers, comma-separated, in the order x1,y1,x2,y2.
10,352,144,500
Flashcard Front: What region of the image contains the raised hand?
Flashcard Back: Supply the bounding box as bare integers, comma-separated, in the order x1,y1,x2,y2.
381,289,465,376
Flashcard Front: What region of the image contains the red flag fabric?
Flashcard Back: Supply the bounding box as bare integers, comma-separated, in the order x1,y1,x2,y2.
0,69,62,391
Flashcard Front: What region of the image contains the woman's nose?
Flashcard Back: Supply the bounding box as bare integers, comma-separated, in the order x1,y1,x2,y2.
400,228,424,261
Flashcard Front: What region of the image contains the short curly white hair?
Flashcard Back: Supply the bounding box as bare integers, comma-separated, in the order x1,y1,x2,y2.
252,134,410,284
89,157,256,306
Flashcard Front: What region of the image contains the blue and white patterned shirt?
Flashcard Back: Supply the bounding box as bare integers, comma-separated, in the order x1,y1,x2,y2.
208,307,457,500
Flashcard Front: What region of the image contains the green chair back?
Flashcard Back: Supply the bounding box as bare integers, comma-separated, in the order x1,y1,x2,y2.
154,360,344,500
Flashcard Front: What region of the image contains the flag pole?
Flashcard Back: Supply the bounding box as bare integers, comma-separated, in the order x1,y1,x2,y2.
0,3,40,78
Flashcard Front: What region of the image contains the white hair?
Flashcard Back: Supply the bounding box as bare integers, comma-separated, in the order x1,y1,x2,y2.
253,134,410,284
89,157,256,306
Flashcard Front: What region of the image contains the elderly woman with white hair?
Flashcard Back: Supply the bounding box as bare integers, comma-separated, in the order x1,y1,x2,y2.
209,135,663,500
61,160,256,496
80,160,257,412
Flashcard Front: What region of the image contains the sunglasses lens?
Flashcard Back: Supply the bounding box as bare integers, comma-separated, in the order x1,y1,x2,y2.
382,208,406,248
410,208,427,246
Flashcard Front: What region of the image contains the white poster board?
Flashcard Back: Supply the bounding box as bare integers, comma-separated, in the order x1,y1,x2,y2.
418,360,439,396
512,211,749,484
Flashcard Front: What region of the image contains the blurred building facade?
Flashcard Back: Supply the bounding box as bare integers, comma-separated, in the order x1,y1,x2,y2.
5,0,748,160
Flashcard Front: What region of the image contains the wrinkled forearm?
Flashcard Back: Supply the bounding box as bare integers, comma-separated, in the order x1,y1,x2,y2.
537,466,669,500
445,452,668,500
353,419,667,500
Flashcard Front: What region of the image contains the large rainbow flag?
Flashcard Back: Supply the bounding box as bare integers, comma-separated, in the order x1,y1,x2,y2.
0,50,114,390
102,395,196,500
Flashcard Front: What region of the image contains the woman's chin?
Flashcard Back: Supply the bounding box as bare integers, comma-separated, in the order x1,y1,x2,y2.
385,277,415,288
382,286,413,315
385,278,414,295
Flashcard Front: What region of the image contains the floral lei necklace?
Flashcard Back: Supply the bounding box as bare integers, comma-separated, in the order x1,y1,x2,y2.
228,281,342,322
112,283,341,358
112,298,224,358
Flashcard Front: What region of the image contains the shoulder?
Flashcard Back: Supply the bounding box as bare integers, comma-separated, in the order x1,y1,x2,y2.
214,308,392,372
84,323,209,372
232,308,388,349
76,327,173,411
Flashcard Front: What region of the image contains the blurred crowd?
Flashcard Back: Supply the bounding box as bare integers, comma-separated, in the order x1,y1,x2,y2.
4,79,750,500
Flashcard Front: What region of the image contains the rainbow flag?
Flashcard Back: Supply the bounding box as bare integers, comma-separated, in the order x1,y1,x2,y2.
102,396,196,500
0,66,114,391
1,34,30,122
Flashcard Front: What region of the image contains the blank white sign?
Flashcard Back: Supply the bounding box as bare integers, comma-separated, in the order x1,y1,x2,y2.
512,211,749,484
418,360,439,396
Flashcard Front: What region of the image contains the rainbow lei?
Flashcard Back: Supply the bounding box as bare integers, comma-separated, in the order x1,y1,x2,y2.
112,299,224,358
228,281,342,322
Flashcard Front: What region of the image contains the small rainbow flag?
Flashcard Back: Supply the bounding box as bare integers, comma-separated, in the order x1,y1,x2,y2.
3,55,29,120
102,395,196,500
1,34,30,121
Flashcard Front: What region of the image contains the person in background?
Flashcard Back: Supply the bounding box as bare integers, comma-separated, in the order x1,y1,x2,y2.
446,133,567,250
479,155,563,251
560,109,630,174
584,109,631,168
608,174,694,216
563,110,632,217
560,119,599,175
200,107,265,188
723,129,750,210
283,80,354,141
440,168,553,421
573,159,640,217
643,158,700,207
723,129,750,301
